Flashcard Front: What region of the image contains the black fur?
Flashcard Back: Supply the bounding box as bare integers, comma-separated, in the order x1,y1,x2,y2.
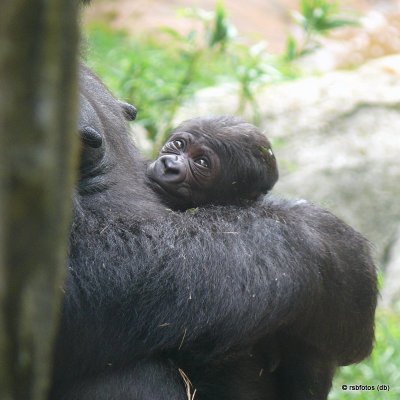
49,64,377,400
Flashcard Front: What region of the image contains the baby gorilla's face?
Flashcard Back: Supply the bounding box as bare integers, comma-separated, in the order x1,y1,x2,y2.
147,132,221,209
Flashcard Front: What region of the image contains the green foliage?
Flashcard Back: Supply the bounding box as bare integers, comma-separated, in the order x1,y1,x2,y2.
85,24,219,154
85,1,359,154
230,42,282,124
207,1,231,49
284,0,359,62
298,0,358,33
86,4,244,155
329,310,400,399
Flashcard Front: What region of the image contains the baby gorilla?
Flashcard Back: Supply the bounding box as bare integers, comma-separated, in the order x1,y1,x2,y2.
146,115,278,210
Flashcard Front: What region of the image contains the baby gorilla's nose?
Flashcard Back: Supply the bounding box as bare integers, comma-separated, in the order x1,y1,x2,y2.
160,155,186,182
162,155,180,173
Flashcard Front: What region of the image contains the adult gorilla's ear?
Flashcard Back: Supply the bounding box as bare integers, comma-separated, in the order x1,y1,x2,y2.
118,101,137,121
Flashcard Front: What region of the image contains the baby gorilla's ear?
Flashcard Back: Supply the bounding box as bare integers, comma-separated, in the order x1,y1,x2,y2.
258,145,275,160
79,126,103,148
257,145,279,191
118,101,137,121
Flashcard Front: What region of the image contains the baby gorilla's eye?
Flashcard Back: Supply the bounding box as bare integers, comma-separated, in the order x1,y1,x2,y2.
172,139,184,150
194,157,209,168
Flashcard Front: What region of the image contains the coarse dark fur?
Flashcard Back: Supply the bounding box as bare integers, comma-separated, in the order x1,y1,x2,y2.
147,116,279,209
48,64,378,400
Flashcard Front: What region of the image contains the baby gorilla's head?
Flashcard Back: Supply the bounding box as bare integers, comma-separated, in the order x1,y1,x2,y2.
147,116,278,210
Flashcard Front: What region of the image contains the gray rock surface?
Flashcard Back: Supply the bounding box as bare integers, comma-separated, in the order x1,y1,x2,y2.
381,227,400,308
176,55,400,306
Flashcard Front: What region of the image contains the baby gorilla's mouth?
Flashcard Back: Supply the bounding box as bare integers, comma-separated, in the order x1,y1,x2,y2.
146,174,191,202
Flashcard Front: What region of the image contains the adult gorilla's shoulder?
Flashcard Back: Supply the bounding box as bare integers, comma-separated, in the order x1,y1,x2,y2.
49,64,377,400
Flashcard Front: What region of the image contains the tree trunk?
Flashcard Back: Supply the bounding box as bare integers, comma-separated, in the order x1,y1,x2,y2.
0,1,79,399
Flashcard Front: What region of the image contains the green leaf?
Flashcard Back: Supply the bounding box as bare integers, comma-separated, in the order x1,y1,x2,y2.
208,1,229,49
159,27,184,41
318,17,359,31
284,35,298,61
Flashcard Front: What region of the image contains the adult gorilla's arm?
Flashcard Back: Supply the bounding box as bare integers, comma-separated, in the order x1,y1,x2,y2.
55,66,376,381
69,196,376,361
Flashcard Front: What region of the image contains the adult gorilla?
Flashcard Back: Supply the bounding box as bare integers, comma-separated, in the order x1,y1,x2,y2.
48,63,377,400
